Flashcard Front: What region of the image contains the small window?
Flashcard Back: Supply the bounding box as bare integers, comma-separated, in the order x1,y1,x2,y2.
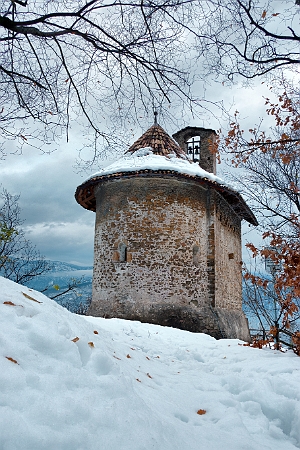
193,245,200,265
228,253,234,260
119,243,127,262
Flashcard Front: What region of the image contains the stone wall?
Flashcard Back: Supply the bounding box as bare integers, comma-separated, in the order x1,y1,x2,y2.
89,175,250,341
91,176,210,313
214,193,243,310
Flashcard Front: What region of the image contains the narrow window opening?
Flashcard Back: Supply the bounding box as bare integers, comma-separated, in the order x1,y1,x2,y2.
228,253,234,260
119,242,127,262
119,243,127,262
186,136,201,162
193,245,200,265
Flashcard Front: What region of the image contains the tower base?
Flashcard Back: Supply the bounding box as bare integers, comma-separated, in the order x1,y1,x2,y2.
87,302,250,342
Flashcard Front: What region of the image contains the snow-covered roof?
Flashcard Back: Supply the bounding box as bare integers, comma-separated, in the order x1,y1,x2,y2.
85,147,225,185
75,124,258,226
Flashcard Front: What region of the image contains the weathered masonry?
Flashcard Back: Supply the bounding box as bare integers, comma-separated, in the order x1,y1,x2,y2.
75,123,258,340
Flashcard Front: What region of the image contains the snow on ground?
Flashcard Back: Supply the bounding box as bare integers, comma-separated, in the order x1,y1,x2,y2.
1,276,300,450
87,148,228,187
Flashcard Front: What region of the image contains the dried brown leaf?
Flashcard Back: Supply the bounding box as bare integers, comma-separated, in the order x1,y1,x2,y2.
22,292,42,303
5,356,19,365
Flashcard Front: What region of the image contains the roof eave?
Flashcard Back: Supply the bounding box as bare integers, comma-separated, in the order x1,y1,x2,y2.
75,170,258,226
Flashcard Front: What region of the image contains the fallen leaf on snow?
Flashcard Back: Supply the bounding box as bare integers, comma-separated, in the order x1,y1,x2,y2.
5,356,19,365
71,337,80,343
197,409,206,415
22,292,42,303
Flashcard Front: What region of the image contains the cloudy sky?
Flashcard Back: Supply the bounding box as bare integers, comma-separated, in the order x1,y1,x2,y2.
0,80,270,267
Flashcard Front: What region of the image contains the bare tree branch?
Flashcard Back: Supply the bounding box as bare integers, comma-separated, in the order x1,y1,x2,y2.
0,0,193,159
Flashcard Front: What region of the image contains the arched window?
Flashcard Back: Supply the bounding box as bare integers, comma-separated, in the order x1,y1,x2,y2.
193,245,200,266
119,242,127,262
186,136,201,162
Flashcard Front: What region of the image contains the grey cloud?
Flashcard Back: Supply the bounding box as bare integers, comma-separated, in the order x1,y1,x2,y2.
0,145,97,265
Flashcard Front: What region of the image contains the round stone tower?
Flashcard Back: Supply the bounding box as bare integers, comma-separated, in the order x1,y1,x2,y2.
75,122,257,340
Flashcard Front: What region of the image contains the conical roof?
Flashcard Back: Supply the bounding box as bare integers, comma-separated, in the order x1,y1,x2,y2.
126,124,186,158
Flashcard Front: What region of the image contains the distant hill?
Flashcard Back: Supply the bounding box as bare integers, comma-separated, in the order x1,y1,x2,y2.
25,260,93,313
45,260,93,272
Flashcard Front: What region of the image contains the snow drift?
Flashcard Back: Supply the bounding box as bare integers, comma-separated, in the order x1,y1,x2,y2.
0,276,299,450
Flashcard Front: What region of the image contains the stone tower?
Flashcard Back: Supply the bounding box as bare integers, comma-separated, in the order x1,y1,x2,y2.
75,123,257,340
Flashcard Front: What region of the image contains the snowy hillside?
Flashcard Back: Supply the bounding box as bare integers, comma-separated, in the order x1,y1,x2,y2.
0,276,299,450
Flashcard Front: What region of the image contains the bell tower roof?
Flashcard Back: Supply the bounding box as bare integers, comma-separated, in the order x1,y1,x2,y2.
126,124,186,159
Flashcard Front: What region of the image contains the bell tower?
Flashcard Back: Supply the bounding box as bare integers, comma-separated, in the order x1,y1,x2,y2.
172,127,217,174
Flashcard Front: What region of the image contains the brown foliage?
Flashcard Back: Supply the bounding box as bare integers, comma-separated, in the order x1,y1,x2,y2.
243,338,274,350
224,90,300,166
224,87,300,355
292,332,300,356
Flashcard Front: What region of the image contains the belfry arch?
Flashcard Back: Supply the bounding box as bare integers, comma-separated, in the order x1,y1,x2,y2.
172,126,217,174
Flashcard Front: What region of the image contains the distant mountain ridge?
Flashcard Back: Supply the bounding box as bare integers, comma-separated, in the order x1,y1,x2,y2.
45,260,93,272
24,260,93,313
